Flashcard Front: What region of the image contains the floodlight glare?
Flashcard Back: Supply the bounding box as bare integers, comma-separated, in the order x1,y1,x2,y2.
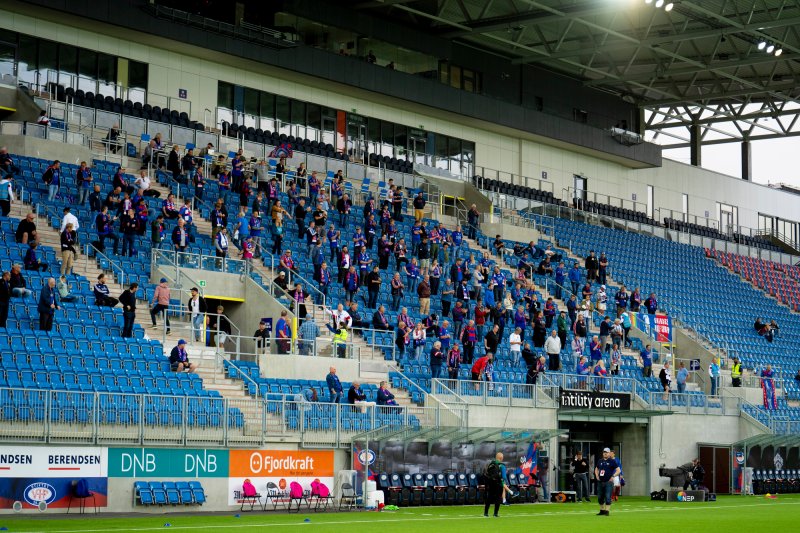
665,3,674,11
645,0,653,4
766,44,775,54
758,41,767,50
655,0,664,7
774,48,783,57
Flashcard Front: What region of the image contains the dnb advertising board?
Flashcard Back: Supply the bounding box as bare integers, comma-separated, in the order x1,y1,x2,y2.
0,446,108,509
227,450,334,506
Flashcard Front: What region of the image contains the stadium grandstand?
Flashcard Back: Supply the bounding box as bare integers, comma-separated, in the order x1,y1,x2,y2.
0,0,800,524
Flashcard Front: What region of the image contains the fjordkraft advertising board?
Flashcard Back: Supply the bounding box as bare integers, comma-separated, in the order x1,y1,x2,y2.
227,450,334,506
0,446,108,509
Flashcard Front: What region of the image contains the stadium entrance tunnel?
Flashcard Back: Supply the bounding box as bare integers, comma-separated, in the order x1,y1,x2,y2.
557,409,672,497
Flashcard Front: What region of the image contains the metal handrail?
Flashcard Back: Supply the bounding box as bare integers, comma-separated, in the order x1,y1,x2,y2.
83,242,128,289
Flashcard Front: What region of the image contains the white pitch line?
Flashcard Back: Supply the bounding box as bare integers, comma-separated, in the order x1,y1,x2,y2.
28,500,800,533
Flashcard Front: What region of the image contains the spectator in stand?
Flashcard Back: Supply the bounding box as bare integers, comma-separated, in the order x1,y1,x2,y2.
23,242,48,272
709,357,721,396
119,283,138,338
149,278,171,332
395,321,410,365
659,361,672,399
576,355,590,389
181,148,196,184
460,319,478,365
467,204,480,239
134,170,159,198
348,301,366,335
794,368,800,384
347,381,367,405
644,292,658,315
37,110,49,126
275,309,292,354
556,310,569,348
42,160,61,202
429,340,445,379
37,277,60,331
589,335,603,368
769,320,780,339
544,329,562,371
0,147,20,180
170,340,198,373
446,342,461,379
629,287,642,312
167,145,181,182
299,316,320,356
413,191,426,222
620,311,632,348
93,274,119,307
76,161,93,205
0,170,14,217
0,271,9,327
169,218,188,254
187,287,207,343
676,361,689,393
615,286,628,317
412,322,426,360
441,278,454,318
95,206,119,256
417,274,432,316
15,213,37,244
508,327,522,365
596,285,608,315
119,207,138,257
471,353,493,390
585,251,599,283
88,184,103,212
162,194,179,220
112,167,133,195
609,344,621,376
56,275,79,303
9,265,31,298
599,316,612,352
253,321,270,354
215,227,230,267
372,305,390,331
207,305,231,350
377,381,398,406
211,199,228,240
568,262,581,296
640,344,653,378
336,193,352,227
150,214,166,249
610,319,624,351
326,367,343,404
598,252,609,286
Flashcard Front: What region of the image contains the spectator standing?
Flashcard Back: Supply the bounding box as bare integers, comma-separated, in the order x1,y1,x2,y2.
275,309,292,354
545,329,562,371
659,361,672,399
187,287,207,343
299,317,320,356
253,321,270,354
150,277,171,332
644,293,658,314
640,344,653,378
326,367,343,403
572,451,591,502
413,191,426,222
0,171,14,216
585,251,599,283
429,341,445,379
119,283,138,338
568,262,581,296
709,357,721,396
42,160,61,202
417,274,431,316
120,208,138,257
37,277,60,331
731,357,742,387
467,204,480,239
76,161,93,205
676,361,689,393
95,206,119,256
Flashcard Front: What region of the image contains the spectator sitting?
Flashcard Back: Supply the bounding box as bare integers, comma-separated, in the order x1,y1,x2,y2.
0,146,20,179
0,271,9,326
15,212,37,244
169,340,198,373
56,275,79,303
347,381,367,404
93,274,119,307
372,305,390,330
23,242,48,272
376,381,398,406
769,320,780,338
9,265,32,298
493,235,505,257
753,317,765,331
274,271,289,293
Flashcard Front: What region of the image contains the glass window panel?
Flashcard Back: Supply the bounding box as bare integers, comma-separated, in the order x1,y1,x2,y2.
307,104,321,130
128,60,148,90
0,41,15,80
291,100,306,126
276,96,290,123
381,122,393,145
450,65,461,89
260,92,275,119
77,49,97,95
37,39,57,88
58,44,77,88
97,53,115,84
217,81,234,109
367,118,380,143
394,124,407,159
243,87,259,115
17,35,37,87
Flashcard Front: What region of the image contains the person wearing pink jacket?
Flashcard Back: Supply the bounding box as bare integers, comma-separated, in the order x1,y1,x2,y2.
149,277,171,332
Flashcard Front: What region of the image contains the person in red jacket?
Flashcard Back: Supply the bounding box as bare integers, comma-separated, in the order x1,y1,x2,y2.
471,353,493,390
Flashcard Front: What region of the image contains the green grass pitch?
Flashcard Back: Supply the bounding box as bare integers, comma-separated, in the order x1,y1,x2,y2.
4,495,799,533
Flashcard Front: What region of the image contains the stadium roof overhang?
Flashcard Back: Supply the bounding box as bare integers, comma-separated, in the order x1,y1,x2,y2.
731,433,800,448
353,425,568,444
348,0,800,149
558,408,673,423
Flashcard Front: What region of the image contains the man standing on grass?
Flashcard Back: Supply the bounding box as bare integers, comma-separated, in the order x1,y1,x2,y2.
483,452,504,518
595,447,620,516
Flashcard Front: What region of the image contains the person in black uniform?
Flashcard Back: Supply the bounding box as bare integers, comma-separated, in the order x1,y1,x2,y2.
683,458,705,490
595,447,620,516
483,452,504,518
571,450,591,502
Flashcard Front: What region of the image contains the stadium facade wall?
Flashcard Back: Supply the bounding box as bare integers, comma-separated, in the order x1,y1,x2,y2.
1,8,798,232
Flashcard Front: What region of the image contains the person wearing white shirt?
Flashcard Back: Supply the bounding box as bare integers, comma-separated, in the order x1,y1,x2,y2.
326,303,352,329
135,170,151,194
472,267,484,301
545,329,563,371
60,207,80,233
509,327,522,364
